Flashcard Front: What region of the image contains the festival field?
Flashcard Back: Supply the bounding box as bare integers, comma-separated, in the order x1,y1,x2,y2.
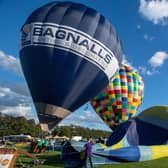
14,150,168,168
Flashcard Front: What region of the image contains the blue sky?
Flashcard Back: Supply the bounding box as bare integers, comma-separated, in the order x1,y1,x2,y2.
0,0,168,131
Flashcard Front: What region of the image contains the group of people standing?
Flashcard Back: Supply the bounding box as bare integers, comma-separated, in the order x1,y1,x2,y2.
30,136,98,167
30,138,56,153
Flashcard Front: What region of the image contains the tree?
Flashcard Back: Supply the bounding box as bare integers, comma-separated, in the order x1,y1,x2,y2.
52,125,111,139
0,112,42,137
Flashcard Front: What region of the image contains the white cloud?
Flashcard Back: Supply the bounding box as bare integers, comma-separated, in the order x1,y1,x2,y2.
0,50,23,76
59,107,108,130
123,56,155,76
60,103,101,125
122,55,132,65
122,56,139,72
61,109,101,123
84,110,95,118
0,84,37,121
144,34,148,40
138,66,158,75
120,52,167,77
149,51,168,67
0,86,31,106
138,51,168,76
0,82,30,97
79,115,86,120
143,33,155,41
0,105,35,119
137,24,142,29
139,0,168,25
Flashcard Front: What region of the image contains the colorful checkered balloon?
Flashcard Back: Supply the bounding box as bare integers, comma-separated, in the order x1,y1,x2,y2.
91,64,144,130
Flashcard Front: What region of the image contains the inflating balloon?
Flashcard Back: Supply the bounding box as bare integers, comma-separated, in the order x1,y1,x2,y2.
19,1,123,130
91,64,144,130
106,105,168,146
62,106,168,167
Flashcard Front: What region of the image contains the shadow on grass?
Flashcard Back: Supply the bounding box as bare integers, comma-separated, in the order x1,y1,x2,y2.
15,151,64,168
37,152,64,167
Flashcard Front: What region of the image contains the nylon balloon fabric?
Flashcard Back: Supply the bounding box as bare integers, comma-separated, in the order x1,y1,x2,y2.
62,141,168,167
91,64,144,130
19,1,123,130
62,106,168,167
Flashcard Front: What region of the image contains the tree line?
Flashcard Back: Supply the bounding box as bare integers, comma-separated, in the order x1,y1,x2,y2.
52,125,112,139
0,112,112,139
0,112,41,137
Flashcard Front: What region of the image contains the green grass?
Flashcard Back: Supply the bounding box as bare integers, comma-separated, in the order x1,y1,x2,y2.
14,150,168,168
100,157,168,168
15,151,63,168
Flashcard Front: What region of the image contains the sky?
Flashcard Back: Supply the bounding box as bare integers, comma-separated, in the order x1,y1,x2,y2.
0,0,168,131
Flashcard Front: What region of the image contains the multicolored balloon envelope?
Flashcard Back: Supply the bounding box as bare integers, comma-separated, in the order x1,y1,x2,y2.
19,1,123,130
91,64,144,130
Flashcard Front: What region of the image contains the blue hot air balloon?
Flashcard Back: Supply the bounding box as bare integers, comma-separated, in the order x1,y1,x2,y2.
19,1,123,130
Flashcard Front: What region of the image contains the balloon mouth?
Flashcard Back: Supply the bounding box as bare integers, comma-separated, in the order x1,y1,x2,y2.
35,103,70,131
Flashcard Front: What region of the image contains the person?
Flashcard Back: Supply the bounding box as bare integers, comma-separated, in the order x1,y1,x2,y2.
44,138,49,152
50,138,55,151
37,138,43,153
0,138,6,148
97,137,104,144
84,137,93,168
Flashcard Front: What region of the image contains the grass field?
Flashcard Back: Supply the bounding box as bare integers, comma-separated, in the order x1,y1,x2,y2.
14,150,168,168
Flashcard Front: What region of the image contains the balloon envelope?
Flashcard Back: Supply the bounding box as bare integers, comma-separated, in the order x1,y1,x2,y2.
106,105,168,146
91,64,144,130
19,2,123,130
